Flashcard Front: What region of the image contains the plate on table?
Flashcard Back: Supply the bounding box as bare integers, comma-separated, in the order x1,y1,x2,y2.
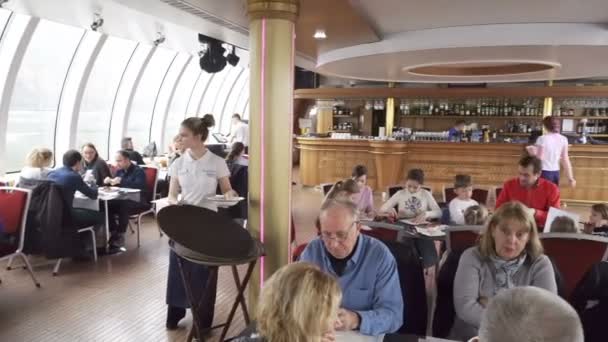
100,186,119,193
206,195,245,206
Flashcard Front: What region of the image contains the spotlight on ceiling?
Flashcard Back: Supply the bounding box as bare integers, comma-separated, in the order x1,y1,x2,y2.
153,32,166,46
226,46,240,67
90,13,104,31
198,33,227,73
313,29,327,40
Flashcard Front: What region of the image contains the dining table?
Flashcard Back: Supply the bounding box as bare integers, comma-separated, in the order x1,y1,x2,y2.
73,186,141,252
335,330,460,342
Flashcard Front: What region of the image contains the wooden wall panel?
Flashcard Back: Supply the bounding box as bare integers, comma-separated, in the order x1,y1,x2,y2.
297,138,608,204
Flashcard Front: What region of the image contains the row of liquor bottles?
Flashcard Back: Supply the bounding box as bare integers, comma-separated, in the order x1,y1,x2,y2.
400,101,543,117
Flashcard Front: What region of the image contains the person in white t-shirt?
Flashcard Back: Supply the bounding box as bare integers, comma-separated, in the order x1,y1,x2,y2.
529,116,576,187
448,175,479,225
230,113,249,148
165,116,238,330
379,168,442,224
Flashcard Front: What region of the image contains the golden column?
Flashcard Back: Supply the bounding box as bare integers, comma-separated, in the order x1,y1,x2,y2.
385,82,396,135
247,0,299,309
316,100,334,133
542,80,554,133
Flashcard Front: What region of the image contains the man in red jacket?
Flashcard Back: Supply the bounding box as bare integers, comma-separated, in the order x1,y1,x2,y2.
496,155,561,228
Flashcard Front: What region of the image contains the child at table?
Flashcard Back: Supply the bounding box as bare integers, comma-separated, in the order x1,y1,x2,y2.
379,168,441,224
584,203,608,235
449,175,479,225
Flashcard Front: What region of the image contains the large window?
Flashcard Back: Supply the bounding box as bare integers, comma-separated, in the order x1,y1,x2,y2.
0,8,11,39
198,66,232,126
75,36,137,159
214,67,243,133
163,58,201,150
126,47,176,150
4,20,84,172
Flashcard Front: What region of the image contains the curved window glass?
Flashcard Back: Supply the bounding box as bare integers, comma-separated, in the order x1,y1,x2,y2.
5,20,84,172
186,71,213,116
0,8,11,39
214,67,243,134
76,36,137,159
126,47,176,150
220,71,248,134
234,78,250,128
163,58,201,150
198,67,231,124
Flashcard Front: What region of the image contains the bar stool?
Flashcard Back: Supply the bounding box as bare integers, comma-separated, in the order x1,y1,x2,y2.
157,204,264,342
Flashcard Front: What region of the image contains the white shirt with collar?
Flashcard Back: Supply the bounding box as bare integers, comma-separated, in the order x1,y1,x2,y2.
232,122,249,146
169,149,230,211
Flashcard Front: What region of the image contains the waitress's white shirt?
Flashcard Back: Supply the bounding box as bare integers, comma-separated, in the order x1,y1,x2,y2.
169,149,230,211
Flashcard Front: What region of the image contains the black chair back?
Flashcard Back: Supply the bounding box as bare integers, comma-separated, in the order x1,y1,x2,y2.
432,249,463,338
570,262,608,342
382,239,427,336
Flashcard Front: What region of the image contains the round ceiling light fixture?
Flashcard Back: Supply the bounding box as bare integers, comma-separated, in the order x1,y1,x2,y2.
314,29,327,40
405,61,560,77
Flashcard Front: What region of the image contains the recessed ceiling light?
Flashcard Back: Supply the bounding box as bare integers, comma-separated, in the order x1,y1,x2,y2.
314,29,327,40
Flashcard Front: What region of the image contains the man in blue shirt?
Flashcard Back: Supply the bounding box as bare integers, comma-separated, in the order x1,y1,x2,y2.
48,150,103,229
300,199,403,336
448,119,466,142
104,150,147,249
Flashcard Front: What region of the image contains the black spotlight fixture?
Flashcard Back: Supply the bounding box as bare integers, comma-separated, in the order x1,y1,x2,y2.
198,33,226,73
90,13,104,31
226,46,240,67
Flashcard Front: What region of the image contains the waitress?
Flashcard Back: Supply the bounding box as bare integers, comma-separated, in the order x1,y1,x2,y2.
165,116,237,330
529,116,576,187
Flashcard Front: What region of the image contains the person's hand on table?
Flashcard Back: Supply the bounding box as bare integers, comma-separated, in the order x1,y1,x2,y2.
321,332,336,342
103,177,113,185
412,213,427,224
336,309,360,331
583,222,594,234
111,177,121,186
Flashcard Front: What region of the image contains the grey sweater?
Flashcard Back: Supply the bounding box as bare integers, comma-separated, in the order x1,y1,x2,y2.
450,247,557,341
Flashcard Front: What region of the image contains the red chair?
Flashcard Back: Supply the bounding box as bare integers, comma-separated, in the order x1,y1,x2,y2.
494,187,503,202
129,166,158,247
361,228,399,242
0,187,40,287
292,243,308,262
472,189,489,206
442,186,457,204
445,226,484,253
540,233,608,299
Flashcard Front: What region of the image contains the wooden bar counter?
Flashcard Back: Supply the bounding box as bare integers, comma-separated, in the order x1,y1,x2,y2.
296,137,608,203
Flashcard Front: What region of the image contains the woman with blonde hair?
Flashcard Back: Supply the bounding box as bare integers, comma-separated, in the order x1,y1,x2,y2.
450,201,557,341
234,262,342,342
21,147,53,180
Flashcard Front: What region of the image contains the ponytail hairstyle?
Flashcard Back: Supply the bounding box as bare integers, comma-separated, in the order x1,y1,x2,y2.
325,179,360,201
226,142,246,162
464,205,489,226
181,116,214,141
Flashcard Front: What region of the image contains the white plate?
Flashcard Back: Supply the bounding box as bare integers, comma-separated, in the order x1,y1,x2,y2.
206,195,245,202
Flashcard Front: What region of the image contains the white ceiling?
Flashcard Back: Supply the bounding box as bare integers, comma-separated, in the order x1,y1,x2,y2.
350,0,608,36
12,0,608,83
317,0,608,82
